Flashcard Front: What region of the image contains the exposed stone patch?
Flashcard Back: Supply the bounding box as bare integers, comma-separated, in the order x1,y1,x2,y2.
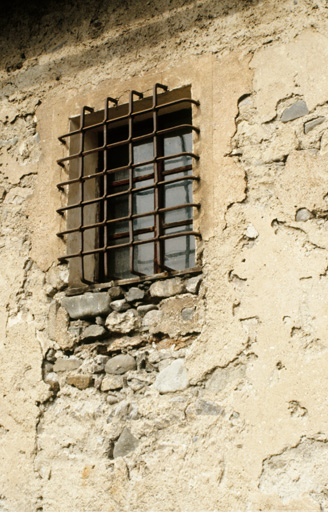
295,207,314,222
66,373,92,390
194,399,224,416
125,287,145,302
106,309,140,333
62,292,111,319
149,277,185,298
281,100,309,123
105,354,137,375
259,436,328,509
101,375,124,391
113,427,138,458
81,324,106,341
53,358,82,372
304,116,325,134
155,359,189,393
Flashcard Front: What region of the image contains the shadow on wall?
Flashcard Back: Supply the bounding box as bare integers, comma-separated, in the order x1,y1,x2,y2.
0,0,264,70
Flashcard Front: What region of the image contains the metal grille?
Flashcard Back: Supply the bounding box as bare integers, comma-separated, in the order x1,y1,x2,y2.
57,84,201,284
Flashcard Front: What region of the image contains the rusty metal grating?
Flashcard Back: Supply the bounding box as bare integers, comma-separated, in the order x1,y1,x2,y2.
57,84,201,284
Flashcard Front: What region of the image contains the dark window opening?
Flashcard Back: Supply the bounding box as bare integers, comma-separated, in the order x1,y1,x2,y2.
57,84,201,284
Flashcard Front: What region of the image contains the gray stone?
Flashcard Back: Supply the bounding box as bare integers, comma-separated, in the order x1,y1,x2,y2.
281,100,309,123
101,375,124,391
106,309,140,333
155,359,189,393
105,354,137,375
137,304,158,315
295,207,314,222
142,309,163,333
53,358,82,372
125,287,145,302
149,277,185,298
181,307,195,321
185,275,202,294
61,292,111,319
108,286,124,299
304,116,325,134
110,299,129,312
113,427,138,458
95,316,105,325
195,398,224,416
81,324,106,340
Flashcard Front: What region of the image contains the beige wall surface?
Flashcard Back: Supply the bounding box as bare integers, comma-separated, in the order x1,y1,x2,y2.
1,1,328,511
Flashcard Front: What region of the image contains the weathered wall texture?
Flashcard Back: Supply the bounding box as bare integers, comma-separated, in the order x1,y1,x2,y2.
2,1,328,511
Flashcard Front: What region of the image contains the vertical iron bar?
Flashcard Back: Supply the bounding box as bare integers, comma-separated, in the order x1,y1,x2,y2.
103,97,118,279
79,106,93,283
153,83,167,273
128,91,143,275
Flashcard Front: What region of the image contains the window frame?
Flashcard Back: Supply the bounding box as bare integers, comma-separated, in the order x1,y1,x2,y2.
57,84,201,285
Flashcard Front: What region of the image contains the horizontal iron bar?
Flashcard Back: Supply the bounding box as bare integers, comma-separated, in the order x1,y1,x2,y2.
58,230,201,261
57,175,199,213
57,124,199,165
56,203,199,236
58,98,200,141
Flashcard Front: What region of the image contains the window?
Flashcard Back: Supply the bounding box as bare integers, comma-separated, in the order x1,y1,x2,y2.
57,84,201,284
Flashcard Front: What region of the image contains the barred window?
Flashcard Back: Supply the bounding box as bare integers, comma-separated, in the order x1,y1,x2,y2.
57,84,200,284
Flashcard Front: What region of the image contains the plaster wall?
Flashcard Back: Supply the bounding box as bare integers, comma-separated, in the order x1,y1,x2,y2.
1,1,328,511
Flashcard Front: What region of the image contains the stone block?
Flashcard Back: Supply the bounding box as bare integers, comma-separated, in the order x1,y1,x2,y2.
137,304,158,315
149,277,184,298
125,287,145,302
48,303,76,350
142,310,163,334
110,299,129,312
113,427,138,458
105,354,136,375
304,116,325,134
66,374,92,390
108,286,124,299
185,275,202,294
61,292,111,319
101,375,124,391
53,358,82,372
108,335,144,352
106,309,140,333
295,207,314,222
155,359,189,393
81,324,106,340
281,100,309,123
194,398,224,416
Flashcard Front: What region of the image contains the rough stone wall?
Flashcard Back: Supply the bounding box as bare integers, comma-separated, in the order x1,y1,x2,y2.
2,1,328,511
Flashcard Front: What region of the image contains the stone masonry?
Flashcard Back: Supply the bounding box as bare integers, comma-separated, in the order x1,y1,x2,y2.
2,1,328,511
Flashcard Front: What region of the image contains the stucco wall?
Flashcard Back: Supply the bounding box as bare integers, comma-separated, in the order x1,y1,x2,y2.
1,1,328,511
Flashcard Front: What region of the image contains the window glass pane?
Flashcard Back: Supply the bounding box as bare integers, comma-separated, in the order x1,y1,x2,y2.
108,183,129,220
133,179,154,215
163,131,192,171
134,239,154,276
133,215,153,234
108,244,134,279
134,140,153,166
164,227,195,270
